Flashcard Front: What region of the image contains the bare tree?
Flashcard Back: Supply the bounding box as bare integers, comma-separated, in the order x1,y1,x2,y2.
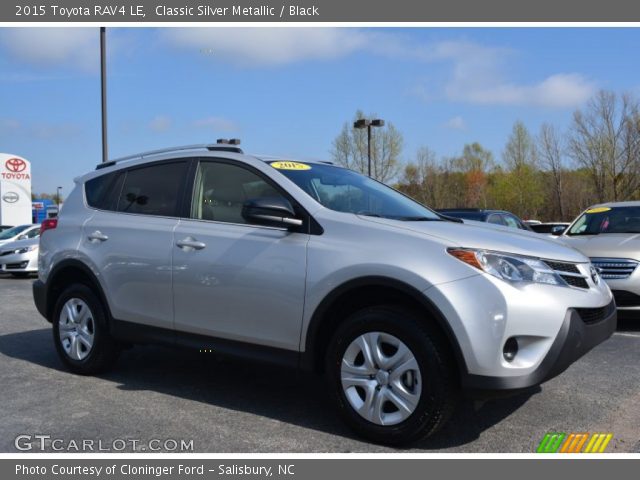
569,90,640,202
537,123,566,219
331,110,403,183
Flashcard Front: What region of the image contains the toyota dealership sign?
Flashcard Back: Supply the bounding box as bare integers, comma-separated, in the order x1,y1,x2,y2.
0,153,32,226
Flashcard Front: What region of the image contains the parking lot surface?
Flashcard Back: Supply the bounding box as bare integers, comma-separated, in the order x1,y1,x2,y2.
1,275,639,453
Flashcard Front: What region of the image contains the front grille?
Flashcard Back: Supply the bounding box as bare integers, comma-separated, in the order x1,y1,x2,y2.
575,301,615,325
0,250,12,257
544,260,589,289
544,261,580,274
612,290,640,307
591,258,638,280
5,262,27,270
561,275,589,289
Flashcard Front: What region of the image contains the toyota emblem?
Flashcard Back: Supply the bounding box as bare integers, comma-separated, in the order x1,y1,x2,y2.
2,191,19,203
590,265,600,285
5,158,27,173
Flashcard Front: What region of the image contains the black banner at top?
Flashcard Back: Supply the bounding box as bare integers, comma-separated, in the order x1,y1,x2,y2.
3,0,640,23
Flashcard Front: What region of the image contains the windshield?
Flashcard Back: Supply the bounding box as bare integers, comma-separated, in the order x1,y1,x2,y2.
270,161,441,221
0,225,30,240
568,206,640,235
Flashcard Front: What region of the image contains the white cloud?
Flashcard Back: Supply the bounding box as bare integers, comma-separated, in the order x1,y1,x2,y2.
0,28,98,72
162,30,595,108
444,116,466,130
415,40,596,108
161,28,371,67
193,116,239,132
149,115,172,133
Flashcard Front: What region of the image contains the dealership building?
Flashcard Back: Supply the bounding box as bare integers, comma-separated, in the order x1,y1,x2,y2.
0,153,33,226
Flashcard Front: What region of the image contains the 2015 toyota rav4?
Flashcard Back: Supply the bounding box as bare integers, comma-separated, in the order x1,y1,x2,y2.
32,143,616,445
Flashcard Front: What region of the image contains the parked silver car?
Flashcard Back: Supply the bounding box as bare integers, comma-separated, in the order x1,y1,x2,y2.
0,224,40,247
0,236,39,277
559,201,640,319
33,144,616,445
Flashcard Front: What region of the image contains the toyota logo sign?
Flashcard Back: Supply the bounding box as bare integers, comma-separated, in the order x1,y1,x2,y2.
5,158,27,173
2,191,19,203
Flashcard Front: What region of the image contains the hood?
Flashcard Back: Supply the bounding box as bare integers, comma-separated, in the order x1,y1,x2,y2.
0,237,38,252
359,216,588,263
558,233,640,261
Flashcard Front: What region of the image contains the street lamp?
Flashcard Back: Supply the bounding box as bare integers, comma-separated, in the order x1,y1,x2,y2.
353,118,385,177
100,26,108,163
56,187,62,206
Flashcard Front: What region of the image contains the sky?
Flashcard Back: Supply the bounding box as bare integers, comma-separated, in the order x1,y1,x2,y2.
0,27,639,195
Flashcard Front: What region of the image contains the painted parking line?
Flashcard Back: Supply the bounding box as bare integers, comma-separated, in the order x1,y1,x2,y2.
613,332,640,338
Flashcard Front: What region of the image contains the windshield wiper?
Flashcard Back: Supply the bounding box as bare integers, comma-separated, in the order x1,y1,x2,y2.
397,216,442,221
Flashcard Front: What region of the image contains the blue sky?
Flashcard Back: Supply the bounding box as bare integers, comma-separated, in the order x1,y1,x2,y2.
0,27,639,195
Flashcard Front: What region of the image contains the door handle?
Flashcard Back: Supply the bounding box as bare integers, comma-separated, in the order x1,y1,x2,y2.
88,230,109,242
176,237,206,251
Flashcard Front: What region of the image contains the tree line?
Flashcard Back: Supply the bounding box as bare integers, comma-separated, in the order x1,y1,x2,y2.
331,90,640,222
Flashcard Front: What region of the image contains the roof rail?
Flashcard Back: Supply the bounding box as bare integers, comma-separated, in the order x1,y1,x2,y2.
96,143,244,170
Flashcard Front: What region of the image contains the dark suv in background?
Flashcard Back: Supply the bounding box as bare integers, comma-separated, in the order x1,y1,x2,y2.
437,208,532,231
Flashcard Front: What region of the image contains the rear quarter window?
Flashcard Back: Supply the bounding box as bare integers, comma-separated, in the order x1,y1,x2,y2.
85,172,125,211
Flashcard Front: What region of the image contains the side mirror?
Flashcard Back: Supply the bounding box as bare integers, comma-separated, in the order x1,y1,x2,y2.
17,234,26,240
551,226,566,236
242,197,303,229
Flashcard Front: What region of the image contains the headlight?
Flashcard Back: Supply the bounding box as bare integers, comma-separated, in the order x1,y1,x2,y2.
15,245,38,254
448,248,563,286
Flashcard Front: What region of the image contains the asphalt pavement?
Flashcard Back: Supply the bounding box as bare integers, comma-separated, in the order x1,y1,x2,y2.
1,275,639,453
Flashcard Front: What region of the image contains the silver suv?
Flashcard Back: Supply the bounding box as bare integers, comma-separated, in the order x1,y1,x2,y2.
33,144,616,445
559,201,640,319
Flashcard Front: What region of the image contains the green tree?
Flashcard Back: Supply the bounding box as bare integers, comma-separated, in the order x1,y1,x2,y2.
501,121,543,218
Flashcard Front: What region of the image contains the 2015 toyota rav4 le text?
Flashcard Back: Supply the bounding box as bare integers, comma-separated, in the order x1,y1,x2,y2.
32,144,616,445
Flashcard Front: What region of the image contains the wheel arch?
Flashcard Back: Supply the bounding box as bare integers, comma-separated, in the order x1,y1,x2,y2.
300,276,468,378
44,259,112,323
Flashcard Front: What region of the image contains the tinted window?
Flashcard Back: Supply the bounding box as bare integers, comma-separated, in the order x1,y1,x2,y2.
0,225,30,240
25,228,40,239
502,214,521,229
192,162,287,225
487,214,505,225
85,172,124,211
117,162,187,217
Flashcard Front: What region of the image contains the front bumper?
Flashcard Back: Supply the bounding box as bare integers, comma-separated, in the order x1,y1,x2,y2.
0,251,38,273
463,300,617,390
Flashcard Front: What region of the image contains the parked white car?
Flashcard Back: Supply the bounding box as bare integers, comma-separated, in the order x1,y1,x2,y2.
0,236,39,277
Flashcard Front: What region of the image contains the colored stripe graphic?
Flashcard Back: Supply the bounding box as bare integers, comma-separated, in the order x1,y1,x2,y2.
537,433,566,453
537,433,613,453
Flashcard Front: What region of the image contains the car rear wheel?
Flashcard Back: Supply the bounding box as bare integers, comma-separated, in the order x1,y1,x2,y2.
326,305,458,445
52,284,120,374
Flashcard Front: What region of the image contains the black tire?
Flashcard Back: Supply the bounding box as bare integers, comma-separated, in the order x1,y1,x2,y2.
52,284,120,375
326,305,458,446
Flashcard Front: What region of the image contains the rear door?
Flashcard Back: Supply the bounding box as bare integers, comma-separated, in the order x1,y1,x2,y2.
172,159,308,351
80,160,189,330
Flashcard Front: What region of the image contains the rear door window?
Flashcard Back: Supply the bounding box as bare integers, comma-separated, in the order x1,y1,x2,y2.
117,161,188,217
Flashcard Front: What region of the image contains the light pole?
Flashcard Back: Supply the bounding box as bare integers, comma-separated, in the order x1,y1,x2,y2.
100,26,108,163
56,187,62,206
353,118,384,177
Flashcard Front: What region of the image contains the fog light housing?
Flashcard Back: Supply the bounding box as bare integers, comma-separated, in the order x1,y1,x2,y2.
503,337,519,362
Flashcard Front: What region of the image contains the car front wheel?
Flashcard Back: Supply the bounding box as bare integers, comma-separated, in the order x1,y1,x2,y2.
326,305,458,445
